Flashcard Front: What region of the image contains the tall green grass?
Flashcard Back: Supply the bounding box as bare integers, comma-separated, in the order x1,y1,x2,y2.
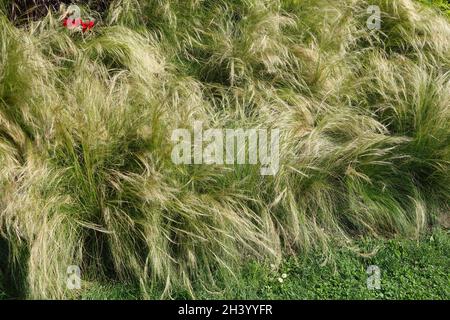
0,0,449,298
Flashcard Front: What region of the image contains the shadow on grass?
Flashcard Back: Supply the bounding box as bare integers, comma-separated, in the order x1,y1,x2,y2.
0,236,28,299
79,229,450,300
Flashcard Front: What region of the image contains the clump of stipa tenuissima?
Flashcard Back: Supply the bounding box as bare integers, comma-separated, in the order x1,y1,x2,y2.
0,0,449,298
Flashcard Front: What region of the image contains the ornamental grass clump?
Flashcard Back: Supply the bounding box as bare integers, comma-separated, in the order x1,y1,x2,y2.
0,0,448,298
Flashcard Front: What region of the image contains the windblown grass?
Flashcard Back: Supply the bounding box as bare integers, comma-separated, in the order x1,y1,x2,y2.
0,0,448,299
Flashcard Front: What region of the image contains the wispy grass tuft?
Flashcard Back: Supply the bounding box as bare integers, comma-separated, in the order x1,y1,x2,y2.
0,0,448,298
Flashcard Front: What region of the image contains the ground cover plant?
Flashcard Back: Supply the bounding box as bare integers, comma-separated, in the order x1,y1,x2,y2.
0,0,449,299
418,0,450,17
81,228,450,300
3,228,446,300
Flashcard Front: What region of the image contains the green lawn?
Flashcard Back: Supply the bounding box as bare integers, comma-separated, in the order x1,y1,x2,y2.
63,229,449,300
418,0,450,17
2,230,447,300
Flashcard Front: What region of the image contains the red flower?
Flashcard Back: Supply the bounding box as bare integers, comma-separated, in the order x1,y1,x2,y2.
81,20,88,32
62,17,95,32
81,20,95,32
